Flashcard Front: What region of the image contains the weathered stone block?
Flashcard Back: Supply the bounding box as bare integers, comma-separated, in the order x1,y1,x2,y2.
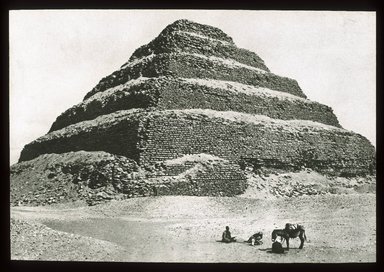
20,109,375,177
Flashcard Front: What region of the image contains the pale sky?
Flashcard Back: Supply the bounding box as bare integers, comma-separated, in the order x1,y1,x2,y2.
9,10,376,165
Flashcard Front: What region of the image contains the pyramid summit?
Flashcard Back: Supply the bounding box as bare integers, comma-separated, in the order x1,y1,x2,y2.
12,19,375,206
49,19,334,132
82,19,303,101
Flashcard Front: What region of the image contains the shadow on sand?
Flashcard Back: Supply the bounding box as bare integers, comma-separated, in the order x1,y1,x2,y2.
258,248,288,254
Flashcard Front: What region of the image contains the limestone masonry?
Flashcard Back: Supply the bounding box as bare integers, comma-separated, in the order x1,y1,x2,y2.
12,19,376,205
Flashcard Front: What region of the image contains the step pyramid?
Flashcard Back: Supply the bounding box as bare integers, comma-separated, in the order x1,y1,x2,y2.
11,19,376,205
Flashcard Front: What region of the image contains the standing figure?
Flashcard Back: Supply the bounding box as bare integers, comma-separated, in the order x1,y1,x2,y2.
271,223,307,250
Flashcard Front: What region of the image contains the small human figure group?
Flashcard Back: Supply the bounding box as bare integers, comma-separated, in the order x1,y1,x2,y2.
221,223,305,254
221,226,263,245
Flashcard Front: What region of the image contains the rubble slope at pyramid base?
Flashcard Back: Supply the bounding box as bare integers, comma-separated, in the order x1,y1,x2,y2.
11,151,247,206
10,150,375,207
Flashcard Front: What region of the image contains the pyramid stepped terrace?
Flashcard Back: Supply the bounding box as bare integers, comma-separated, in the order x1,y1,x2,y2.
11,19,376,206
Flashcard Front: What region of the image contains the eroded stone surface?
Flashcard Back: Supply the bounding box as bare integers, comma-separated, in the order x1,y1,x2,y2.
50,77,339,132
12,19,376,205
20,109,375,177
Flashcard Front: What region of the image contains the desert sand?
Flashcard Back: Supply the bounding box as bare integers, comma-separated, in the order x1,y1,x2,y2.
11,193,375,262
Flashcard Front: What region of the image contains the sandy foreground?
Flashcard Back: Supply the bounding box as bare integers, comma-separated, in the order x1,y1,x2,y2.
10,193,375,263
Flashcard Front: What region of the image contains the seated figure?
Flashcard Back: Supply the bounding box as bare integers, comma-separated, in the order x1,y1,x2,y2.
222,226,236,243
246,231,263,245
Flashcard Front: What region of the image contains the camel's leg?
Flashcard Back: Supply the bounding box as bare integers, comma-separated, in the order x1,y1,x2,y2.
299,232,304,249
285,236,290,250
